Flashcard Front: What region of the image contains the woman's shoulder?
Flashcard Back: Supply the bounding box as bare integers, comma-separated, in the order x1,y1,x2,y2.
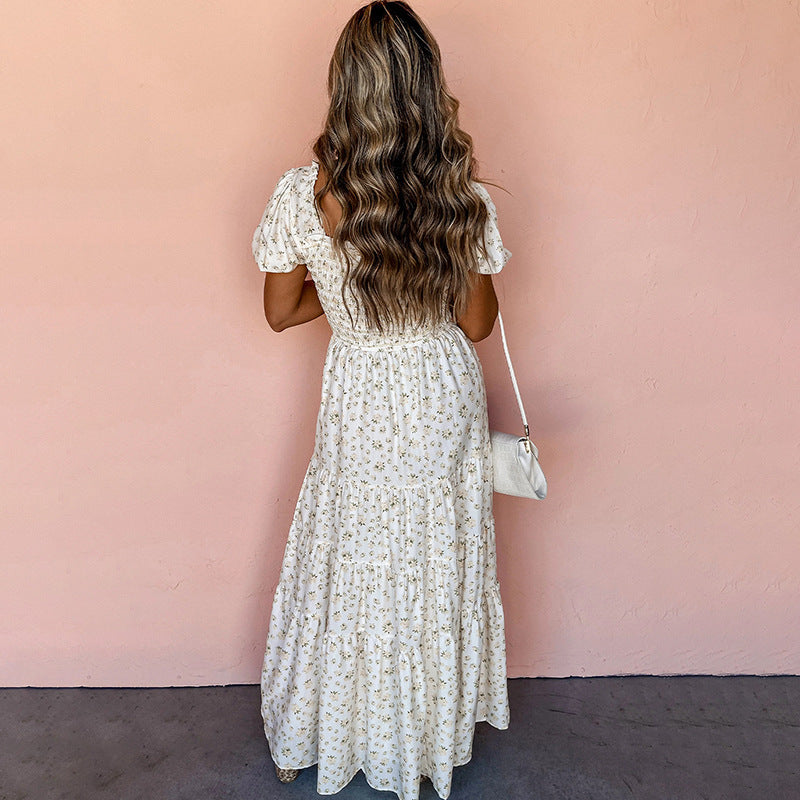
469,178,495,203
276,163,319,213
272,163,313,189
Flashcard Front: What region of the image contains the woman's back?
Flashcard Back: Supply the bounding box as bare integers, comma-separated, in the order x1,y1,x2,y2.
252,159,510,345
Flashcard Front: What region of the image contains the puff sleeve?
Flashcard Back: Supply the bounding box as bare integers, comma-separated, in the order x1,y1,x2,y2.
471,181,512,274
252,168,305,273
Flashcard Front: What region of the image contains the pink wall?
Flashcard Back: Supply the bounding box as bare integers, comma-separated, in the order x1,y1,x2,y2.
2,1,798,686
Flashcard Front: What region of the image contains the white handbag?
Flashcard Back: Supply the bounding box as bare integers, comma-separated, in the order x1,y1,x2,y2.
490,310,547,499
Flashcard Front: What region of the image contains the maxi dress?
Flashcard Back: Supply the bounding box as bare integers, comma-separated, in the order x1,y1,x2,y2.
251,160,512,800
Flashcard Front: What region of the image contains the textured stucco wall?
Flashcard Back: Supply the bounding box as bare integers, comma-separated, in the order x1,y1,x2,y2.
1,0,798,685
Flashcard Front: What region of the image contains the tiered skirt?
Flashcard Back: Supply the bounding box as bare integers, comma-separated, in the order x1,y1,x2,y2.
261,323,510,800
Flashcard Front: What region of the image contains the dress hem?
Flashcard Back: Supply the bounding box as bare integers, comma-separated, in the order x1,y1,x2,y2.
268,711,510,799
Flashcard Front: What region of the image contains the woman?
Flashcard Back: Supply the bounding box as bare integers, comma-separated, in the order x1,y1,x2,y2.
251,3,512,799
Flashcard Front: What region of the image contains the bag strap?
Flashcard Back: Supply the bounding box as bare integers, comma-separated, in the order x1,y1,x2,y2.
496,309,530,439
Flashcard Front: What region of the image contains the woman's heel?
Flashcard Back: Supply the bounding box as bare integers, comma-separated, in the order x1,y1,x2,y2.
275,764,300,783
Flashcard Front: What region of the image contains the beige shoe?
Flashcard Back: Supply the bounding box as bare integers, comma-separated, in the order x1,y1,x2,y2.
275,764,300,783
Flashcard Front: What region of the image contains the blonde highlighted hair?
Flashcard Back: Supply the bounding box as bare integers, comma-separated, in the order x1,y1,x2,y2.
312,0,501,332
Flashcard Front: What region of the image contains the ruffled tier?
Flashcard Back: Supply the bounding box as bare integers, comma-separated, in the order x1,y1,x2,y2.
261,459,510,800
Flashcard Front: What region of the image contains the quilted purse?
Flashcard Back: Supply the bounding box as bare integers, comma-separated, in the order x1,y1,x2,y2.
489,310,547,499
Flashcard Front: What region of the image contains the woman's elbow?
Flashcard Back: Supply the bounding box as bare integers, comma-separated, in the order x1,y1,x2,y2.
459,317,496,342
264,307,290,332
469,324,495,342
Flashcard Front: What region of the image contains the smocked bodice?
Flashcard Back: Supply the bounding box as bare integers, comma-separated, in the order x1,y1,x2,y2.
304,236,455,346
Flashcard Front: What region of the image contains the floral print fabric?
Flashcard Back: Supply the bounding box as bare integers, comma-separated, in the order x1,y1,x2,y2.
252,161,512,800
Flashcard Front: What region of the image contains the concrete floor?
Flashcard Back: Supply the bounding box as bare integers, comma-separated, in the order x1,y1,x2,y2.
2,676,798,800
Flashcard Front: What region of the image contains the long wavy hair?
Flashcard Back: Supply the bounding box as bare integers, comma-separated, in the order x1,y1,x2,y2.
311,0,501,332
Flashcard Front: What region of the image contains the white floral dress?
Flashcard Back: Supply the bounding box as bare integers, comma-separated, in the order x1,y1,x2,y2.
251,160,512,800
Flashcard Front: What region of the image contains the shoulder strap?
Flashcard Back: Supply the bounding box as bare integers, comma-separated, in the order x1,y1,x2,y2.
496,309,530,439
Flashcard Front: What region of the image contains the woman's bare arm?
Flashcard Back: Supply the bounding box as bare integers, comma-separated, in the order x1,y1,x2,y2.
456,272,498,342
263,266,325,332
